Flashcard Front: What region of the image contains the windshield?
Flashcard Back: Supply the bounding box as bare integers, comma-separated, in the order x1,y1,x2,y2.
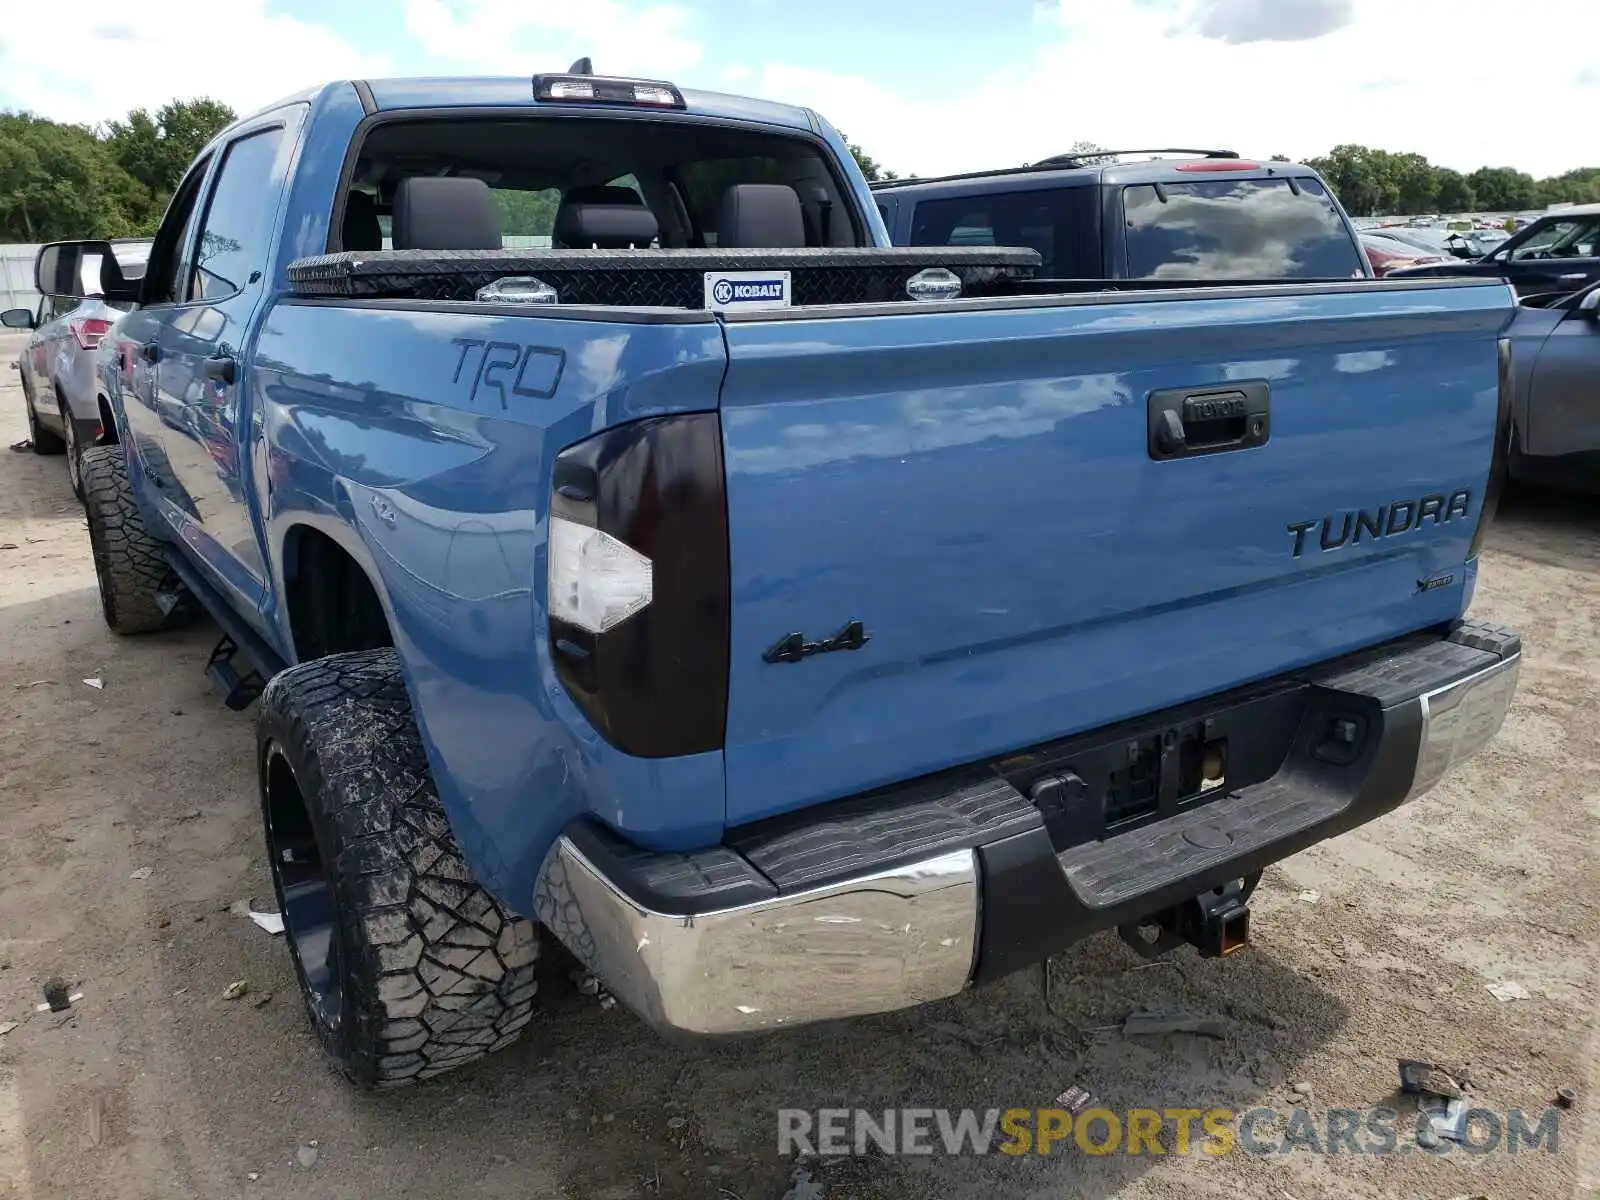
1504,215,1600,261
1123,176,1365,280
1375,228,1446,254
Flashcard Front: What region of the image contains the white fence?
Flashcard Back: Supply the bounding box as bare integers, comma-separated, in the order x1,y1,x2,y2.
0,244,42,314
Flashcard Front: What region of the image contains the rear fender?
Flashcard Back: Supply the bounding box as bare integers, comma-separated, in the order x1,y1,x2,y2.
255,299,730,911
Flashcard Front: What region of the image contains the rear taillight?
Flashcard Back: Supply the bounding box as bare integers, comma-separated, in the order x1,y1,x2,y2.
69,318,113,350
547,413,730,758
1469,337,1514,560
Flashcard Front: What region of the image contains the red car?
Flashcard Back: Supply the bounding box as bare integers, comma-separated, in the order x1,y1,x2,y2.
1361,232,1450,277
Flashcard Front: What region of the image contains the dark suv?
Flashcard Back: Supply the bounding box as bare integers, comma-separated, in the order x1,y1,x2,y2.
871,150,1371,281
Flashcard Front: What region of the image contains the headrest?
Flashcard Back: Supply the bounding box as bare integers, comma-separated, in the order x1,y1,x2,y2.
554,186,659,249
341,190,383,252
391,177,501,251
98,252,128,296
717,184,806,249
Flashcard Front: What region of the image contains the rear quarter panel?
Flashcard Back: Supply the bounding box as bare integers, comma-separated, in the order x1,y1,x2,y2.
252,300,729,909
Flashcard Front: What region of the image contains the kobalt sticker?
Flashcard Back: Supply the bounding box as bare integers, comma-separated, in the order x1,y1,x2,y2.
704,271,791,312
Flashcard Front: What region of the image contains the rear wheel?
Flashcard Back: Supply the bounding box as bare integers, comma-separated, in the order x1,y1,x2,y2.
258,649,541,1088
59,398,84,500
21,378,64,455
80,445,182,634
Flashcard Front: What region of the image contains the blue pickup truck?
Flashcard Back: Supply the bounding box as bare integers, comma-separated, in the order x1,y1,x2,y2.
66,70,1521,1088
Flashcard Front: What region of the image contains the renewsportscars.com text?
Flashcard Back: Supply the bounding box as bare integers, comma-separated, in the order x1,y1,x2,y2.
778,1106,1561,1158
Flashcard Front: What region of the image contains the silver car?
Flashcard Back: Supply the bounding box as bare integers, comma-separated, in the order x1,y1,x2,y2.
3,239,149,497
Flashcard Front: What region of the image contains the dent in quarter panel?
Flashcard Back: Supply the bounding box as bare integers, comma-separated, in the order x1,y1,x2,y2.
253,301,729,909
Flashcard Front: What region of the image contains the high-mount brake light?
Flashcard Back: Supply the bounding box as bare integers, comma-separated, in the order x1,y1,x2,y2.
1176,160,1261,172
532,73,687,109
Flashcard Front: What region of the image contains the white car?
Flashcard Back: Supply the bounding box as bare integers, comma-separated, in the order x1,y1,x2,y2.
3,239,149,497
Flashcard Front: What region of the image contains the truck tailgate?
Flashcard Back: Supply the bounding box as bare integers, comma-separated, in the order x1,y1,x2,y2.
717,282,1512,826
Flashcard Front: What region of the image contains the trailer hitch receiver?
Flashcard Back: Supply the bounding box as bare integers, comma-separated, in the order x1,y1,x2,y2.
1117,874,1258,960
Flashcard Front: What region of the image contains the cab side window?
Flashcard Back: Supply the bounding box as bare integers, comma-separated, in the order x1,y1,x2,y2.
191,128,285,301
143,157,211,306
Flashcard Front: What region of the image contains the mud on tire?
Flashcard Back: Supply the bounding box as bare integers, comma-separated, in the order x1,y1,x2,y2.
258,649,540,1087
79,445,182,634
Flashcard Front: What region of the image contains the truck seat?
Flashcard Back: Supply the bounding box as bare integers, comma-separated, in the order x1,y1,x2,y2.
717,183,807,248
553,187,659,249
341,190,383,252
391,177,502,251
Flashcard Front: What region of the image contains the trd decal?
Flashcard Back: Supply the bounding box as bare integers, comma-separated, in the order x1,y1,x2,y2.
451,338,565,408
1287,490,1472,558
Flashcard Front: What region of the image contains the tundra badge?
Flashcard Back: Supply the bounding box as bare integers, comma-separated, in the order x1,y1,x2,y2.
1287,490,1472,558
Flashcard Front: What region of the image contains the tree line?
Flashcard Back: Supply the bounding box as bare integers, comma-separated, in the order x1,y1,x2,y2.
0,99,237,242
4,100,1595,242
1302,145,1600,216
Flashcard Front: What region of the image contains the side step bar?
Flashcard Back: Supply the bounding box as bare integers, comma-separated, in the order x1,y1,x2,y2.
162,548,286,708
206,635,266,711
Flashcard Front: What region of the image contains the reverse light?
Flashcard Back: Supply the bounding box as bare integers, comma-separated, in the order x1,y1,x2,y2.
548,516,653,634
476,276,559,305
70,317,113,350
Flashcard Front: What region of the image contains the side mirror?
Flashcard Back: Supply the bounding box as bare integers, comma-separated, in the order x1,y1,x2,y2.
1580,288,1600,319
33,239,139,304
1,308,35,330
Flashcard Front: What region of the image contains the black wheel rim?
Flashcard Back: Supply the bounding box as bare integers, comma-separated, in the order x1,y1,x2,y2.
263,744,344,1032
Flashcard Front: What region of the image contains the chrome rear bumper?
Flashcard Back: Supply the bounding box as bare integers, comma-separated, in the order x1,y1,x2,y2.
534,841,978,1034
533,623,1519,1036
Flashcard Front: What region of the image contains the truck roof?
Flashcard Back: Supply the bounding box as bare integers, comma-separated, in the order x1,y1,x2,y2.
246,77,816,134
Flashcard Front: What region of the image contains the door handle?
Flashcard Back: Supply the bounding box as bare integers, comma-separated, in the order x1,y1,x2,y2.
140,341,159,364
1148,382,1271,461
202,355,236,385
1556,273,1588,289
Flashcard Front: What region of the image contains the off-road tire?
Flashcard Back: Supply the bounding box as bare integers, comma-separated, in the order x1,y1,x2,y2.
22,378,65,455
80,445,179,634
258,649,540,1088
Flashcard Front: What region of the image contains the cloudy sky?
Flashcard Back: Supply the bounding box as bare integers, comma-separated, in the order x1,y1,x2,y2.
1,0,1595,178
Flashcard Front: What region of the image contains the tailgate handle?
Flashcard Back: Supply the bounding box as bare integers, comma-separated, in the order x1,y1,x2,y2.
1148,382,1270,461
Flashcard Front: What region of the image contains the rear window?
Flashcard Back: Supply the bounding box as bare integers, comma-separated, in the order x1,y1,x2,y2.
343,119,865,252
1123,177,1364,280
907,186,1101,276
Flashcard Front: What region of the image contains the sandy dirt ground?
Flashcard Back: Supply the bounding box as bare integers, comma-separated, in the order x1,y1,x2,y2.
1,327,1597,1199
